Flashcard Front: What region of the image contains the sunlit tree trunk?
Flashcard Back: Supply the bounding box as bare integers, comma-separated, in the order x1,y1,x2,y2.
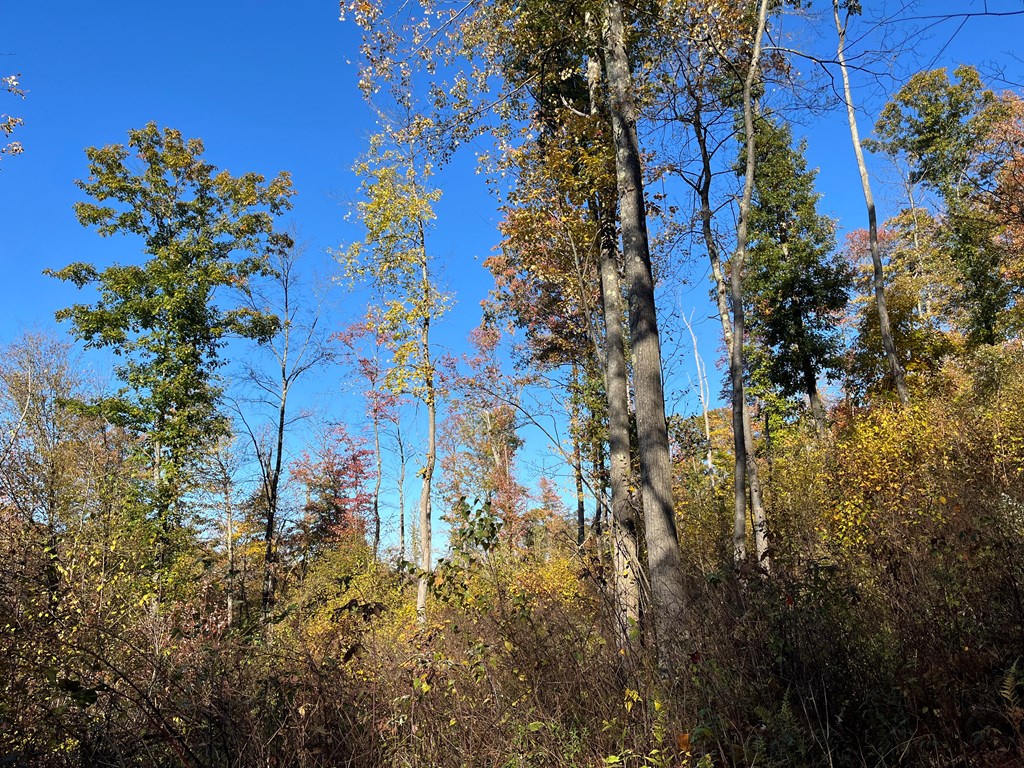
731,0,770,569
396,422,407,561
371,409,383,558
693,101,770,570
416,255,436,623
833,0,909,405
602,0,686,650
597,206,643,649
586,26,642,649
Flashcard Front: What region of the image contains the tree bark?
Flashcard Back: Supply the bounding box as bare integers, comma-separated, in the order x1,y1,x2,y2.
602,0,686,646
730,0,770,570
585,30,642,646
261,381,287,623
371,410,382,558
833,0,909,405
693,100,769,570
595,187,642,649
569,363,587,547
396,422,407,561
416,259,436,623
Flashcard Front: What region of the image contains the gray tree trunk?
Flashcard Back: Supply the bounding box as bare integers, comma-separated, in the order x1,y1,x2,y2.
602,0,686,646
416,259,436,623
586,35,642,649
693,102,769,570
598,194,642,650
731,0,770,569
833,0,909,405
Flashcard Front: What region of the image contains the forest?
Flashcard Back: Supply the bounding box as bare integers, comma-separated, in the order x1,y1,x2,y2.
2,0,1024,766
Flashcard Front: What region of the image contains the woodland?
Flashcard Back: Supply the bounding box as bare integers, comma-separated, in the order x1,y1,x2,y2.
2,0,1024,766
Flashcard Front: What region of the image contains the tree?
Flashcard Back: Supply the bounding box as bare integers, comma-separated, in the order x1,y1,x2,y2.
833,0,910,403
651,0,771,569
744,116,851,434
337,317,408,559
869,65,1018,345
601,0,687,652
729,0,770,568
290,424,374,557
339,127,448,621
233,237,334,622
438,324,528,536
47,124,294,542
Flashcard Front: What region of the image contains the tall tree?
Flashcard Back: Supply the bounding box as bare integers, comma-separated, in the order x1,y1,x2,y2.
601,0,687,648
652,0,770,568
48,124,294,545
833,0,909,402
234,239,334,622
869,65,1017,345
340,129,448,621
729,0,770,568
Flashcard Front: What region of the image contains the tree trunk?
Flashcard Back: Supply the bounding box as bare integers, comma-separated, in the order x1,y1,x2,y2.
602,0,686,647
569,363,587,547
694,110,769,568
598,204,643,649
730,0,770,570
261,378,288,624
416,259,436,623
372,411,383,558
833,0,909,405
396,422,406,561
806,367,826,436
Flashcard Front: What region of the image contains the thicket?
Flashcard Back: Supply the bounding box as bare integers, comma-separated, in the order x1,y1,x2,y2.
2,344,1024,766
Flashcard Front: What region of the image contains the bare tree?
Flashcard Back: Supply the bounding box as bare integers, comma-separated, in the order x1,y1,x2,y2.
233,238,335,623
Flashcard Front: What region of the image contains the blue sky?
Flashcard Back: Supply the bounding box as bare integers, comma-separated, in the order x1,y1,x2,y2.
0,1,497,345
3,2,1022,376
2,2,1023,545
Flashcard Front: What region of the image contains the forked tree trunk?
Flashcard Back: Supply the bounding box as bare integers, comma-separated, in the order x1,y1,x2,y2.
731,0,770,569
833,0,909,405
602,0,686,649
693,102,770,570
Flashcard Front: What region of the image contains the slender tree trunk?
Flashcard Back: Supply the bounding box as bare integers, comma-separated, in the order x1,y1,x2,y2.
731,0,770,570
833,1,909,405
597,201,643,649
602,0,686,648
416,258,436,623
569,363,587,547
683,314,714,479
693,102,769,570
396,422,407,561
372,412,383,558
573,438,586,548
225,478,234,629
261,377,288,624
